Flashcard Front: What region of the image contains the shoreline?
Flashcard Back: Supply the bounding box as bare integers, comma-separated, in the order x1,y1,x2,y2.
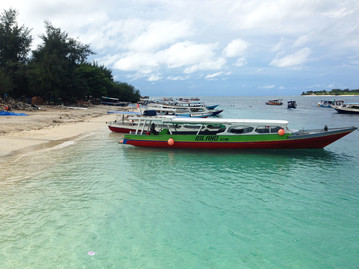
0,105,115,158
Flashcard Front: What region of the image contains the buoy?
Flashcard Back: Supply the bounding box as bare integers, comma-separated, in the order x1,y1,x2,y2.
278,129,285,136
88,251,95,256
168,138,174,146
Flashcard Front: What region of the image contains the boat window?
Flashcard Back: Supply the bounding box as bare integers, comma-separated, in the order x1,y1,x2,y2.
270,126,282,133
207,124,225,129
255,126,270,133
228,126,254,134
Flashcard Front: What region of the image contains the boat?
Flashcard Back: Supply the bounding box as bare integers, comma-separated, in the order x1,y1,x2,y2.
332,103,359,114
266,99,283,105
120,117,356,149
318,100,344,108
175,101,219,110
100,96,129,106
107,110,178,133
287,100,297,109
147,103,223,117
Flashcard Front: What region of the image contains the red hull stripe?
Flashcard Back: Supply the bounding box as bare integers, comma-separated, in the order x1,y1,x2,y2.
109,126,133,133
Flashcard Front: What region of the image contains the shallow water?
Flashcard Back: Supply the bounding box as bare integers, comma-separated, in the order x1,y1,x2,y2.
1,96,359,268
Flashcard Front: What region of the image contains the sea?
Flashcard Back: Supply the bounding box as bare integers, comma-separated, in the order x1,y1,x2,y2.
0,96,358,269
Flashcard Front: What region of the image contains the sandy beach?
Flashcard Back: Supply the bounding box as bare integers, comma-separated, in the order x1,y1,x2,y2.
0,105,117,157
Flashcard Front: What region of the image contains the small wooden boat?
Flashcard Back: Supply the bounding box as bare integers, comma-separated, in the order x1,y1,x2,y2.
266,99,283,105
120,117,356,149
332,103,359,114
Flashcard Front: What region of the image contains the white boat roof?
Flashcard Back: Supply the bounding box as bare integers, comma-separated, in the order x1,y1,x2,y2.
131,116,288,125
107,111,141,115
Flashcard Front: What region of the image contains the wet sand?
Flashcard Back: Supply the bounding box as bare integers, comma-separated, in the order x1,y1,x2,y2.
0,105,116,157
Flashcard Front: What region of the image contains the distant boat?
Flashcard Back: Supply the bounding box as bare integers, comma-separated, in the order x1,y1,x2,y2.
318,100,344,108
100,96,129,106
287,100,297,109
332,103,359,114
266,99,283,105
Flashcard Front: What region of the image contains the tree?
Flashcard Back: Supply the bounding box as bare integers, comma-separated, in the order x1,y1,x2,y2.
0,9,32,97
108,82,141,102
28,21,94,102
73,63,113,98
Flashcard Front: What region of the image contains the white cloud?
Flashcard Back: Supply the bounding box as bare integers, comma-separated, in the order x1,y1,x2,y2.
148,74,161,81
129,20,193,52
223,39,248,57
234,57,247,67
270,48,311,67
293,35,309,48
184,57,226,74
167,75,188,80
205,72,224,79
113,52,159,73
260,84,276,89
322,8,354,18
158,41,219,68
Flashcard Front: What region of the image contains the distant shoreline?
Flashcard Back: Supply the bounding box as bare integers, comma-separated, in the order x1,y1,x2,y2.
301,94,359,97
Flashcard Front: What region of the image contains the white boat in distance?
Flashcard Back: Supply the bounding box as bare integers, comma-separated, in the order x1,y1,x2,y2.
146,103,223,117
332,103,359,114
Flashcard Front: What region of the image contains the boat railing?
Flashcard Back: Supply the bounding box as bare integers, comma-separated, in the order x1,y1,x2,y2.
292,126,354,135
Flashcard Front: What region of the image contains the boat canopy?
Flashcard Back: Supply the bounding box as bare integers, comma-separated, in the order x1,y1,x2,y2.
129,116,288,126
107,111,141,115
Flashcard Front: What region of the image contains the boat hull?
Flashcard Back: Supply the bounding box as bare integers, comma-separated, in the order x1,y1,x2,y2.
122,127,356,149
334,108,359,114
109,125,135,133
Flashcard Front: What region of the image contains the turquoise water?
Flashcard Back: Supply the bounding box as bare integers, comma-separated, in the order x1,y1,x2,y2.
1,96,359,268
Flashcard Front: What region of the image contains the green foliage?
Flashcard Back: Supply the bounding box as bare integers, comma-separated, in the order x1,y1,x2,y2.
74,63,113,98
0,9,32,66
0,9,141,103
108,82,141,103
301,89,359,95
0,9,32,96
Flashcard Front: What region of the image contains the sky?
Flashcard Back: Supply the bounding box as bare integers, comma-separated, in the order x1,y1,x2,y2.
1,0,359,96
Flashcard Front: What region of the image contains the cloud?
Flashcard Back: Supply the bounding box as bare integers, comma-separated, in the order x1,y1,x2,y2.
322,8,354,18
113,52,159,73
148,74,161,81
167,75,188,80
205,72,224,80
128,20,193,52
158,41,219,69
223,39,248,57
260,84,276,89
184,57,226,74
270,48,311,67
234,57,247,67
112,41,225,75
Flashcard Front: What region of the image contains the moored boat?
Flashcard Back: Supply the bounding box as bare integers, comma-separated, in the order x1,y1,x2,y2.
147,103,223,117
318,100,344,108
107,110,174,133
332,103,359,114
266,99,283,105
120,117,356,149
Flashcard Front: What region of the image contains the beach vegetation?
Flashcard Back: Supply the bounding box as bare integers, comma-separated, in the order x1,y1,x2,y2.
301,89,359,95
0,9,32,98
0,9,141,104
